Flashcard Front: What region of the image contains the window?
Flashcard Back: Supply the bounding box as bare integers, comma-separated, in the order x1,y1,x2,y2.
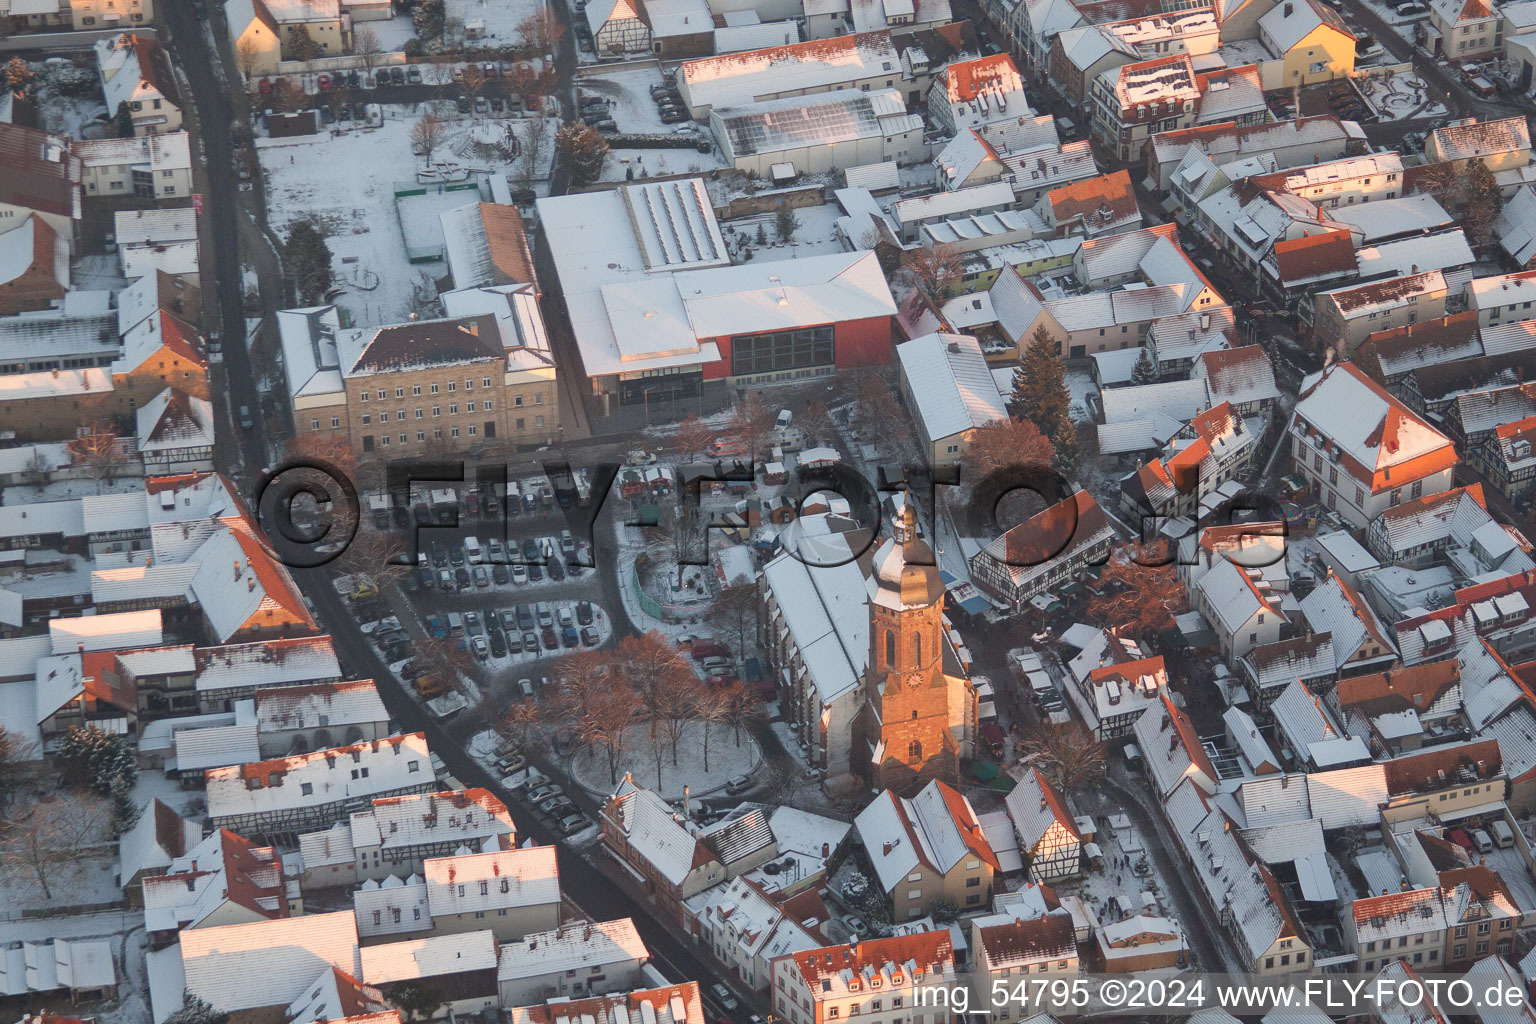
534,392,544,404
450,404,459,415
413,384,422,396
515,395,523,407
395,387,404,398
484,399,492,411
331,417,340,428
535,415,544,429
301,782,313,795
966,877,981,887
377,389,386,399
467,402,476,413
359,391,369,402
483,377,492,387
448,381,457,392
408,760,420,772
911,633,921,664
432,406,441,417
730,325,835,375
415,408,423,418
908,740,922,760
480,881,489,895
311,419,320,430
362,415,371,425
430,383,440,394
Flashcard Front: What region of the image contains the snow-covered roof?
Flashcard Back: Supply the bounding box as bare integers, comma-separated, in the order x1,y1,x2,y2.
856,780,999,893
605,778,715,886
276,306,345,402
359,929,497,984
1292,361,1456,484
1260,0,1352,51
255,678,388,733
1329,195,1454,242
680,30,902,112
1497,185,1536,266
714,88,922,158
761,526,867,706
1164,779,1305,963
423,846,560,917
497,919,648,982
344,788,516,855
205,734,434,825
897,332,1008,444
118,797,203,887
180,911,360,1013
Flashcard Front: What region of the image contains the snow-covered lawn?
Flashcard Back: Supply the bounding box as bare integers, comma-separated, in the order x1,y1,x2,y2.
358,14,420,52
602,145,725,182
1065,369,1097,424
567,720,761,799
258,108,550,327
447,0,546,48
722,202,848,264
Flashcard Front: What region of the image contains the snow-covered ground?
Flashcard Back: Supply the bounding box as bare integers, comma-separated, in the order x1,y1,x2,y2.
258,106,549,327
578,66,674,134
1356,72,1446,120
1065,369,1097,423
567,720,761,799
447,0,546,48
602,145,726,182
720,202,848,264
358,14,420,52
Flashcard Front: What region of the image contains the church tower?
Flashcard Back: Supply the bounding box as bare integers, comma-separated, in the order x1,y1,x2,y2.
857,502,967,795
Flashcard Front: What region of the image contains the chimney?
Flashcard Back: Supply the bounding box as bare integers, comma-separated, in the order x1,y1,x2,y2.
883,841,894,856
248,577,256,592
683,784,691,818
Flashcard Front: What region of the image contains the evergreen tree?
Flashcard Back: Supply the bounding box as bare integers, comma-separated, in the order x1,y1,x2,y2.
774,199,798,242
556,122,608,187
114,101,135,138
754,222,767,246
1461,160,1503,246
1010,324,1072,444
56,724,137,797
1131,347,1159,385
286,219,334,305
164,993,229,1024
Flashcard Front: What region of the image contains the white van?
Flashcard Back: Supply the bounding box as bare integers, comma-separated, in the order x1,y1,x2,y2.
364,103,384,128
776,408,793,429
1492,820,1515,848
1471,828,1495,853
464,536,483,564
446,611,465,637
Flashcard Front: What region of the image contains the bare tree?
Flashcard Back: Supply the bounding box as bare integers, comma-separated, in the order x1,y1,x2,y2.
798,399,834,446
414,633,476,694
0,793,111,900
236,36,262,80
0,727,38,814
1017,722,1107,789
689,685,730,774
516,9,566,57
1083,545,1184,641
902,243,964,298
336,529,413,591
706,585,757,660
515,115,548,186
674,414,716,460
411,112,446,156
498,698,545,757
548,652,642,784
961,417,1055,480
352,26,385,74
68,421,122,482
728,391,774,462
718,682,759,746
459,64,489,112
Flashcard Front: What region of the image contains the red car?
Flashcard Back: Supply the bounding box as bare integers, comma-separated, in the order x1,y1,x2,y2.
1448,829,1475,851
316,72,331,90
690,641,728,661
258,77,272,94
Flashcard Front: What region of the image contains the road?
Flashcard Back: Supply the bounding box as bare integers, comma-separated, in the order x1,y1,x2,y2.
161,0,268,480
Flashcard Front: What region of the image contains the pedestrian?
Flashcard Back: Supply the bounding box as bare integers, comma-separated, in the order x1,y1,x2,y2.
291,155,295,164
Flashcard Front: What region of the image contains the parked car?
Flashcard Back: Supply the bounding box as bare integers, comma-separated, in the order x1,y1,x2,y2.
558,813,586,834
527,785,560,803
594,118,618,133
488,629,507,658
455,566,471,590
495,752,526,774
528,563,544,582
506,631,523,654
541,625,558,648
519,678,536,699
523,630,540,651
511,563,528,584
316,72,331,90
548,558,565,581
725,775,752,795
710,984,740,1012
576,601,594,625
492,563,509,585
581,625,601,646
473,565,491,587
407,65,423,84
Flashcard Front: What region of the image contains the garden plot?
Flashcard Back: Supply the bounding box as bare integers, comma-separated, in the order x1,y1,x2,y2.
447,0,545,47
1356,71,1446,120
603,145,725,181
720,202,848,263
358,14,420,51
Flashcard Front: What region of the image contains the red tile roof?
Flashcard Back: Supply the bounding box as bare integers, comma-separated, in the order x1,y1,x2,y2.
788,930,955,990
1272,228,1356,285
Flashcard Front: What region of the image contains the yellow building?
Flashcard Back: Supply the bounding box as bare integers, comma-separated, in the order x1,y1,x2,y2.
70,0,153,28
226,0,351,77
1258,0,1356,87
